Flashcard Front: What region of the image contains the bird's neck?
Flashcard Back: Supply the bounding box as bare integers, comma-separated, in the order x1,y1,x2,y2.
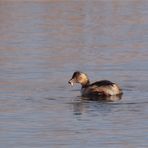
81,79,90,88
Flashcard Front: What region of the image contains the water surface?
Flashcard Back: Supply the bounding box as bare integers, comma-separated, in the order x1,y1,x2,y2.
0,1,148,148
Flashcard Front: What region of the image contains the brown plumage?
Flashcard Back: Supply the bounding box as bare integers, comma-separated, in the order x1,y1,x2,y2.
68,71,123,101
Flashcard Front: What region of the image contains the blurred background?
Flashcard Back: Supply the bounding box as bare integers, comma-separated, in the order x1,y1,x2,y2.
0,1,148,148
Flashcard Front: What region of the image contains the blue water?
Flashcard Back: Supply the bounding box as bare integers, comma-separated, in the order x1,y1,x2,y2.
0,1,148,148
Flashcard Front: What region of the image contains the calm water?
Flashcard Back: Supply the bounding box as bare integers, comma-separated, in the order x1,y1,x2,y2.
0,1,148,148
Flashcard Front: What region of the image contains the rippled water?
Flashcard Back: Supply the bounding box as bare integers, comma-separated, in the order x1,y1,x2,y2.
0,1,148,148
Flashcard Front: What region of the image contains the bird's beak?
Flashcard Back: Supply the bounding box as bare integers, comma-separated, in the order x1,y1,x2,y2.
68,80,74,86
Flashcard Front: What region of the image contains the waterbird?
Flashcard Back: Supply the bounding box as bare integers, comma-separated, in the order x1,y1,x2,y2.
68,71,123,101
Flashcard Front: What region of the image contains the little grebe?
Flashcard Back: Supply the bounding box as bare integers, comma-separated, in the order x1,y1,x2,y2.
68,71,122,100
